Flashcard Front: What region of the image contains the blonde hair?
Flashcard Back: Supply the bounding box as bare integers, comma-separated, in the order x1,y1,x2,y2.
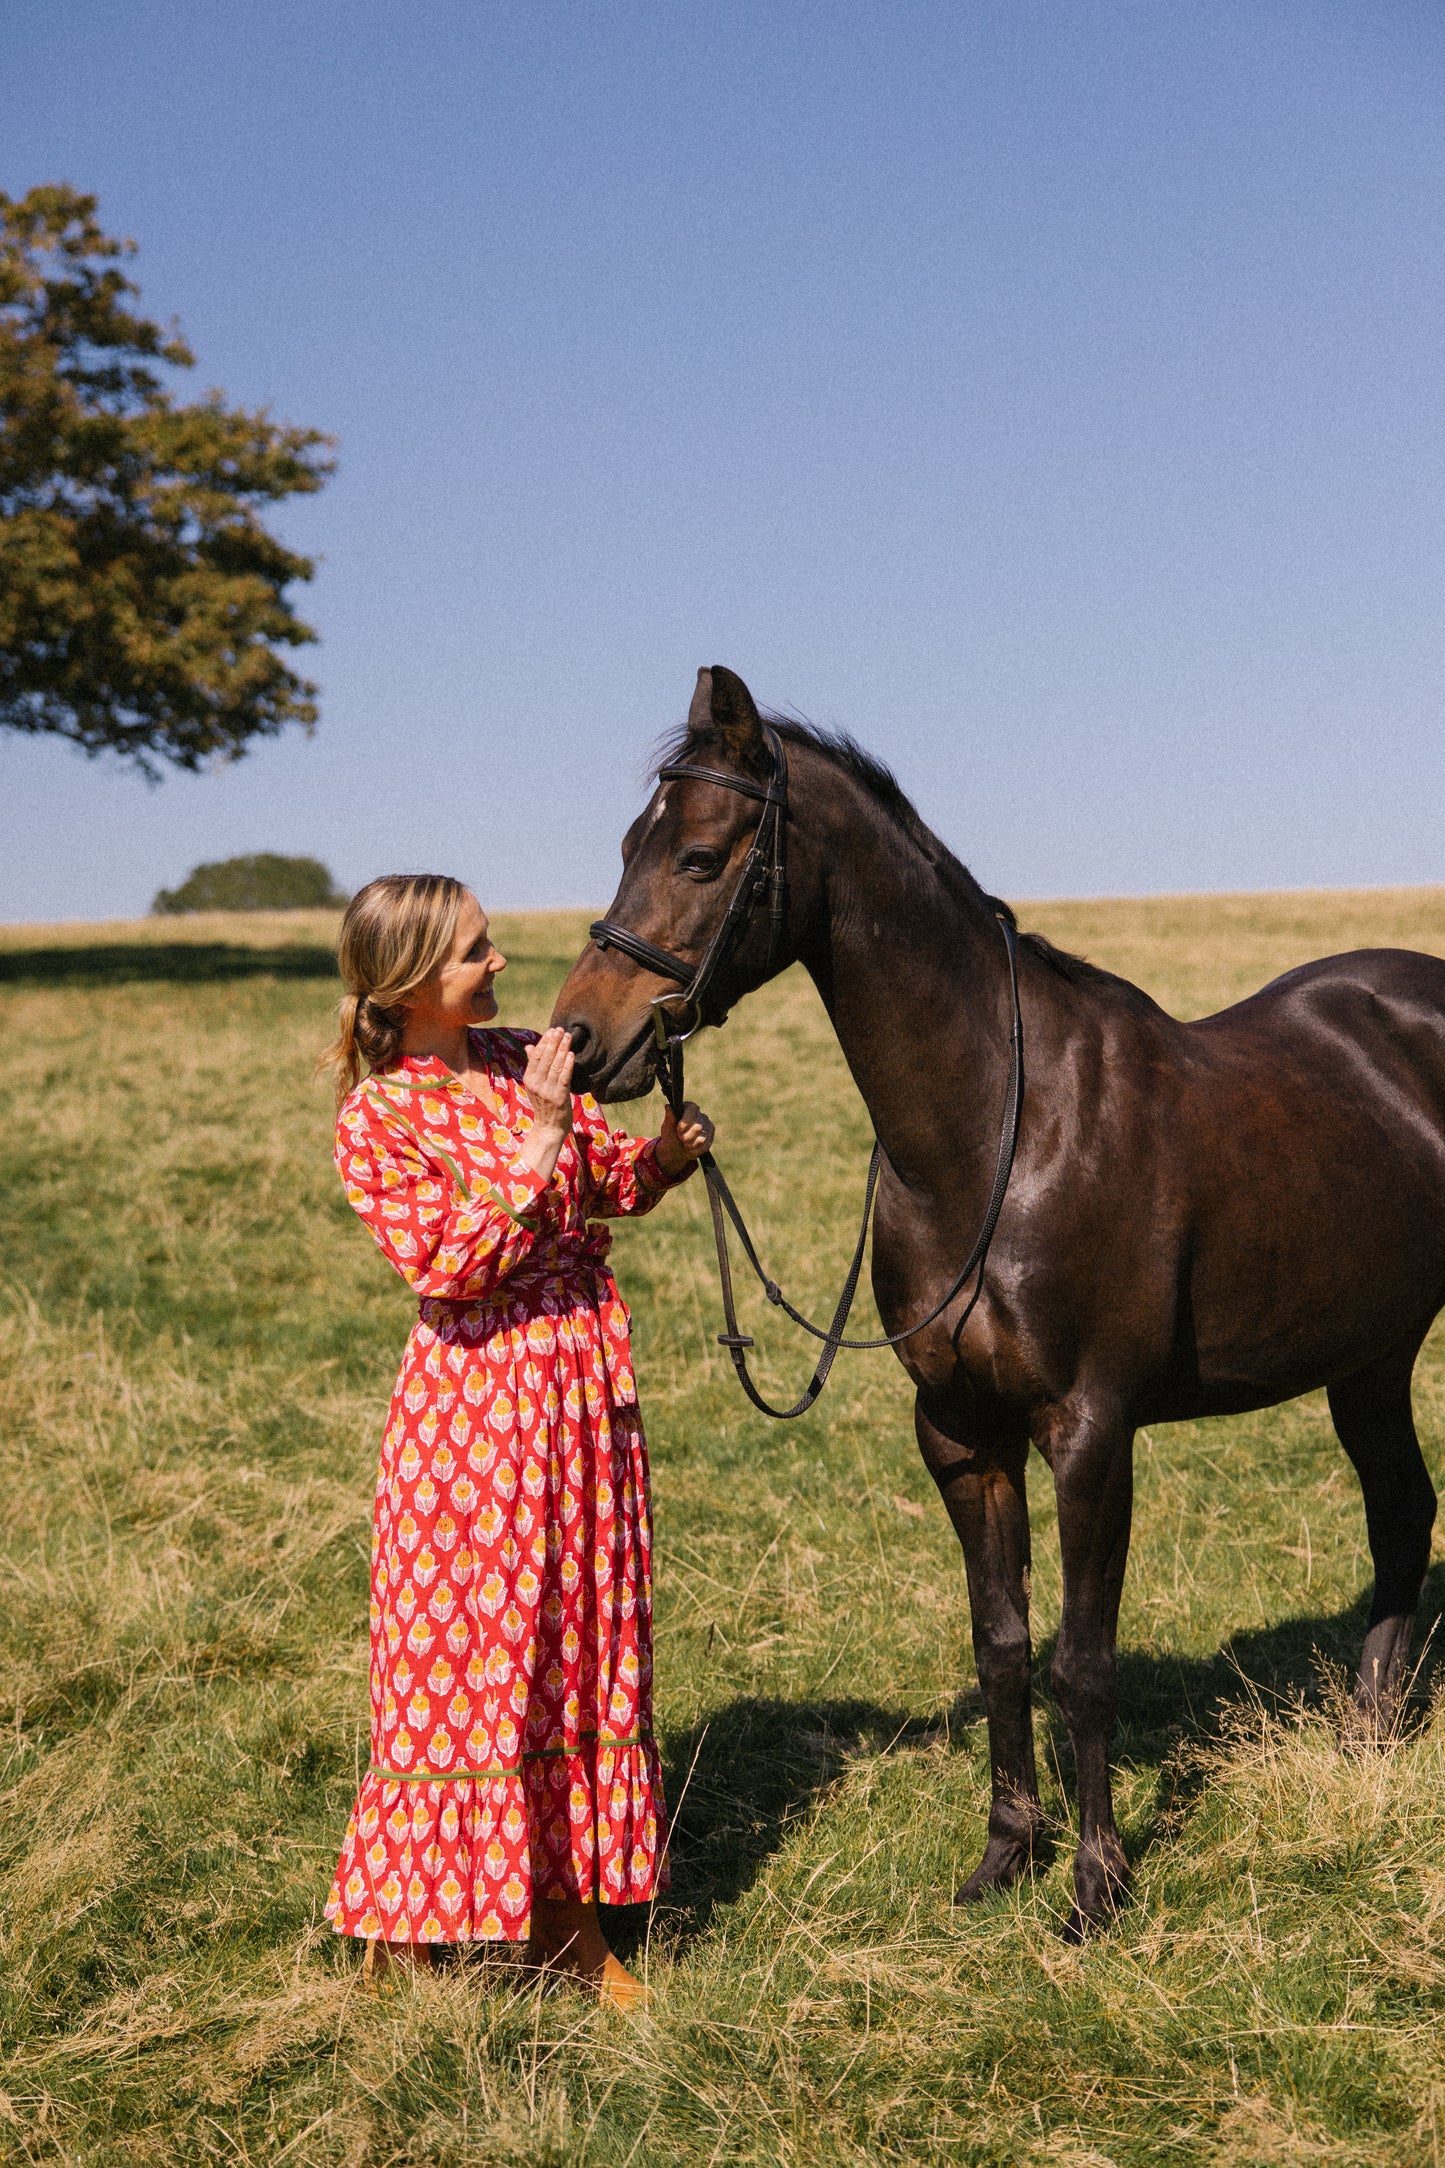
319,874,468,1103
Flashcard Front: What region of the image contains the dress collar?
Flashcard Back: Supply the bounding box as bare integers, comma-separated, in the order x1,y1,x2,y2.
374,1055,459,1092
371,1031,516,1104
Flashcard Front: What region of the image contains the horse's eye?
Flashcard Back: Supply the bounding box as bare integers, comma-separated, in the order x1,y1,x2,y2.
676,846,723,880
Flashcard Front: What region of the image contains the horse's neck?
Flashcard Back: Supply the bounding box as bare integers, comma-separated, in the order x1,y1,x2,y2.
798,776,1022,1196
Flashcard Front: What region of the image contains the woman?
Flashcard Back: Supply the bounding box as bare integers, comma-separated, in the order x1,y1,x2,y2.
319,874,712,2006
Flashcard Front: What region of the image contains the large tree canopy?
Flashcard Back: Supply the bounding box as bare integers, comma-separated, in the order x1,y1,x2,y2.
0,185,335,773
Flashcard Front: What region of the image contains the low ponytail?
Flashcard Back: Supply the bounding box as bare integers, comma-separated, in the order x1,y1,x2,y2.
318,874,467,1106
325,990,367,1102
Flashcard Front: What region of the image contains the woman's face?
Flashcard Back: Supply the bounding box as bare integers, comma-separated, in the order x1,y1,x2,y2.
404,892,506,1032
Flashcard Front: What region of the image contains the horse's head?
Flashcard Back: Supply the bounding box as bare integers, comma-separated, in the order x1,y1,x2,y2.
553,665,799,1100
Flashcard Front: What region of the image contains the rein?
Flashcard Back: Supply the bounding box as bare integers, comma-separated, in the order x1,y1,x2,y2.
588,728,1025,1421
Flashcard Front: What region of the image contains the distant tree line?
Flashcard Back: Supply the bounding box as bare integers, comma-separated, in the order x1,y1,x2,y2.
152,853,348,914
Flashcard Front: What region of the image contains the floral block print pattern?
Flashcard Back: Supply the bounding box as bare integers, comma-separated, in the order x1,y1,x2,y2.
324,1027,688,1942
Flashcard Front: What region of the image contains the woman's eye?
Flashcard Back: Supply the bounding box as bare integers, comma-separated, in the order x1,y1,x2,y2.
676,848,722,879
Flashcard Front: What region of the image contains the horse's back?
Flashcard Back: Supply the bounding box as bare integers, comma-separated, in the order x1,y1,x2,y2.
1150,947,1445,1400
1176,946,1445,1179
1192,947,1445,1087
1216,944,1445,1023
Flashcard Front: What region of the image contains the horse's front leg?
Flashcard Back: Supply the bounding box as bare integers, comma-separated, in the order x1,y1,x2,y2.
1042,1406,1135,1940
915,1399,1043,1899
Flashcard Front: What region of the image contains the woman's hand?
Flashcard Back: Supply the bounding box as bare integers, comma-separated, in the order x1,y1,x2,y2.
656,1099,714,1179
519,1027,575,1180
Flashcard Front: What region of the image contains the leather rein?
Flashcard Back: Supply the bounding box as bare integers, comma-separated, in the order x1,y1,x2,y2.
588,723,1025,1420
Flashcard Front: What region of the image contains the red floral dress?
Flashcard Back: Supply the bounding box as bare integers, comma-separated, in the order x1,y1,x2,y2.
324,1026,690,1944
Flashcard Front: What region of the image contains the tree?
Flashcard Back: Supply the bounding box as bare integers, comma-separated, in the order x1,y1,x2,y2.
152,852,348,914
0,184,335,775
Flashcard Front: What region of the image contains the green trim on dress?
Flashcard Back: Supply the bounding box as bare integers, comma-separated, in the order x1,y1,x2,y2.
368,1733,651,1783
361,1083,541,1229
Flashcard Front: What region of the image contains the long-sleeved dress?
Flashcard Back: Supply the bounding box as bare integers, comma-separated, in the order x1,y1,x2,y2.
323,1025,690,1944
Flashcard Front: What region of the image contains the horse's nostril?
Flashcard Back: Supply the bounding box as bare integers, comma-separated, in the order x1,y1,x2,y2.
562,1018,594,1063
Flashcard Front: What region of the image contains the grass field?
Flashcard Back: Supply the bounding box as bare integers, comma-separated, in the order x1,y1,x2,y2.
6,890,1445,2165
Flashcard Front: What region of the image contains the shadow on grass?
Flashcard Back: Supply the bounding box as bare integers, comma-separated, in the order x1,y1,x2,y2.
0,944,339,988
1042,1560,1445,1879
588,1700,944,1958
634,1571,1445,1951
1125,1562,1442,1736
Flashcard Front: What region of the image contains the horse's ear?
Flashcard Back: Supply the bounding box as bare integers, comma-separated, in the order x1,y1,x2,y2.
688,664,765,762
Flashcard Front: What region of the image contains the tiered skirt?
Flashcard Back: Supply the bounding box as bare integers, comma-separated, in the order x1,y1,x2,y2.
325,1289,667,1942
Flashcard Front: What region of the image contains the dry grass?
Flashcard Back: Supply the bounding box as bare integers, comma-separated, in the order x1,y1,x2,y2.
1024,884,1445,1019
0,907,596,955
0,909,347,952
2,891,1445,2163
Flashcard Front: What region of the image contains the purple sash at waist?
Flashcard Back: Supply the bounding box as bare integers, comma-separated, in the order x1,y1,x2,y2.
416,1230,637,1406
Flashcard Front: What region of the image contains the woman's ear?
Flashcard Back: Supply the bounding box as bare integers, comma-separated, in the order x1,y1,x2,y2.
688,664,766,768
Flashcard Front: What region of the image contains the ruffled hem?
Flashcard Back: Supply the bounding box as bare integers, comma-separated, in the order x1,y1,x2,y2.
323,1737,667,1942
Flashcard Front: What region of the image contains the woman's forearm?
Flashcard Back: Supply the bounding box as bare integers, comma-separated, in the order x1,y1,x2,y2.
518,1122,567,1181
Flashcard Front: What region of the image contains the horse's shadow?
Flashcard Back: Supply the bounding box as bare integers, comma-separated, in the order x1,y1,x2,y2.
613,1564,1445,1956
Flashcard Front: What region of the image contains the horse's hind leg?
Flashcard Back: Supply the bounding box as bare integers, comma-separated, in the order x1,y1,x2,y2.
915,1400,1043,1899
1328,1346,1437,1735
1043,1408,1135,1940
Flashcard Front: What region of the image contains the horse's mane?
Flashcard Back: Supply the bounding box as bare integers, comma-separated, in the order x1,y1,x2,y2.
657,712,1119,991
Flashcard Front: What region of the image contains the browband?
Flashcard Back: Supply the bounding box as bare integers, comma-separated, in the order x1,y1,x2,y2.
657,762,785,806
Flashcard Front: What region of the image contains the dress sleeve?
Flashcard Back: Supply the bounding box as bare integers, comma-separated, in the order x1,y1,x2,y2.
572,1090,696,1220
335,1085,549,1298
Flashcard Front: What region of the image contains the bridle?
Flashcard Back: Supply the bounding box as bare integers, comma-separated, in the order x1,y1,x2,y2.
590,718,791,1109
587,723,1025,1420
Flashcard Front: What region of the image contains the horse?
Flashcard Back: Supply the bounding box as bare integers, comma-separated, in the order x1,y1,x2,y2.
551,663,1445,1939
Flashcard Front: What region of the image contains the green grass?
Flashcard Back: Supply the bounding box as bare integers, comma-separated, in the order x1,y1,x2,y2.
4,893,1445,2164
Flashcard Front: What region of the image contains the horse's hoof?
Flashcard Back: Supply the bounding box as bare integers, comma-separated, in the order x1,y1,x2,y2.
1340,1694,1402,1753
954,1837,1034,1904
1064,1838,1129,1939
1060,1894,1122,1944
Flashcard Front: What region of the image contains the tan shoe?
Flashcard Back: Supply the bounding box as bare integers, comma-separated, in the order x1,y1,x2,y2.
361,1937,436,1992
528,1899,646,2011
598,1950,648,2014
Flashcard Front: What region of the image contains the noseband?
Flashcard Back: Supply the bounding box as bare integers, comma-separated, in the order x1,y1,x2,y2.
585,720,1024,1420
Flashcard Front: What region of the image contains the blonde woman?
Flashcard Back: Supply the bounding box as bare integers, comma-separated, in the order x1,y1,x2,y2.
320,875,712,2005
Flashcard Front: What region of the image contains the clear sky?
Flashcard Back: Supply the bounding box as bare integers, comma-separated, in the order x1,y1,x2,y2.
3,2,1443,919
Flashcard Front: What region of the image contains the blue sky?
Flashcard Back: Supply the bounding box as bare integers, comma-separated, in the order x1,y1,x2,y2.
3,2,1443,918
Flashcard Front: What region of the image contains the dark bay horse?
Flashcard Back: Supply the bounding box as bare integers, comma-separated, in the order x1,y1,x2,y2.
552,664,1445,1938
